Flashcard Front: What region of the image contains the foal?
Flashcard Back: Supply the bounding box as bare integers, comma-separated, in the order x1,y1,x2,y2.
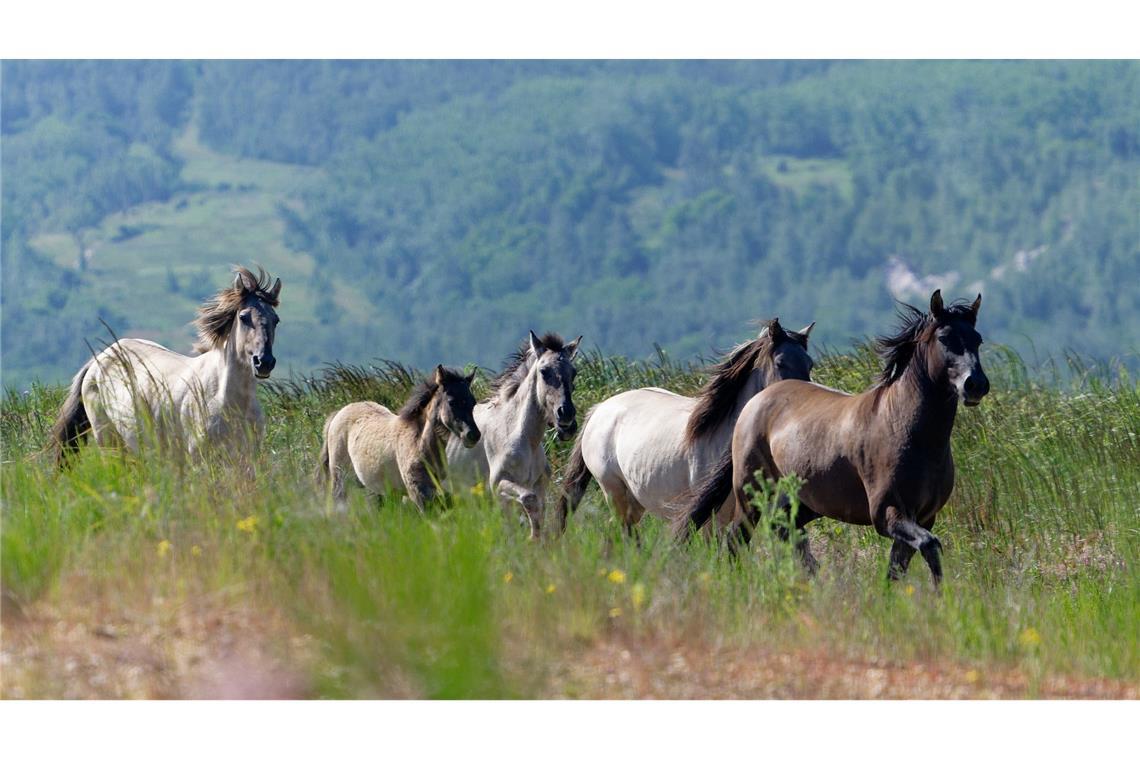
684,291,989,586
446,331,581,538
318,366,480,510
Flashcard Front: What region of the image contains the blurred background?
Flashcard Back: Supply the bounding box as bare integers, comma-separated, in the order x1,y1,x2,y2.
2,60,1137,389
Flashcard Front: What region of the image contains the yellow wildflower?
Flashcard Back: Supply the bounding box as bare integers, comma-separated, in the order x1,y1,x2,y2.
503,571,514,584
905,584,916,596
1018,627,1042,648
469,481,485,497
630,582,646,611
607,569,626,584
190,545,202,557
156,539,172,558
965,669,980,684
236,515,258,533
608,607,622,618
545,583,557,594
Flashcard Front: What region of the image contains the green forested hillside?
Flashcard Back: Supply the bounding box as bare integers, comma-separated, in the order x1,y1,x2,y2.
3,61,1137,387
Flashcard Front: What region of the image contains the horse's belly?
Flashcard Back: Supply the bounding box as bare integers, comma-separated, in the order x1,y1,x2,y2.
348,426,402,494
770,432,872,525
798,465,873,525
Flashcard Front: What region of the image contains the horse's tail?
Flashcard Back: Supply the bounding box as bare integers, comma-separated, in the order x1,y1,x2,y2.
675,447,735,541
51,358,95,469
554,432,593,534
315,411,336,485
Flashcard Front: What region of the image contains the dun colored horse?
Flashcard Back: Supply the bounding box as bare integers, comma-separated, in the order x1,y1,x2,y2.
51,266,282,463
683,291,988,586
318,366,480,510
557,319,814,535
446,331,581,538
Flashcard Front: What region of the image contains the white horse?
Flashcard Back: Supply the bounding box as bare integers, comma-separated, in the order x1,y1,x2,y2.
317,365,480,510
51,266,281,464
556,319,813,534
446,331,581,538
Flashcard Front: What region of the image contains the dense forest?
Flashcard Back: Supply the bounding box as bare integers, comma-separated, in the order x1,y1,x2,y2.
2,61,1137,387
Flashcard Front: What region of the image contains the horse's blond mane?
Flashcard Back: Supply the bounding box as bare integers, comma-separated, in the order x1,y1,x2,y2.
193,266,279,354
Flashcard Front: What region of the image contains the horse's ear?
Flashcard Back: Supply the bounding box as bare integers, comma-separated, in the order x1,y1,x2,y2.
565,335,582,359
969,293,982,323
528,330,545,356
269,277,282,300
930,289,945,319
798,321,816,342
434,364,445,384
236,268,258,294
768,318,788,344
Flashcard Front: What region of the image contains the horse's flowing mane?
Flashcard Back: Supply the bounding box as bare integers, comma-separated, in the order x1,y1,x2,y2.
193,266,280,353
488,332,567,401
875,300,977,385
684,325,808,444
399,367,467,420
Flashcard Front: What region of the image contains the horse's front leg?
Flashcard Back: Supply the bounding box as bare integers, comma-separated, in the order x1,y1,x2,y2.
887,540,917,580
495,476,543,539
874,503,943,588
401,463,435,515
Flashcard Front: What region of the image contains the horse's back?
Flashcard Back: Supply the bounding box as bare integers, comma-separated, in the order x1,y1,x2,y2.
80,338,200,447
580,387,703,514
330,401,403,492
735,379,873,524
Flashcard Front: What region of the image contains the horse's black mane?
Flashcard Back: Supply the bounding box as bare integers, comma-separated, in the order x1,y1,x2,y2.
399,366,468,420
875,300,976,385
488,332,567,400
684,324,809,444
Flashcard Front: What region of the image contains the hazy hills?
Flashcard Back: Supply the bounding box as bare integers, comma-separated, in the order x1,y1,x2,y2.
3,60,1137,388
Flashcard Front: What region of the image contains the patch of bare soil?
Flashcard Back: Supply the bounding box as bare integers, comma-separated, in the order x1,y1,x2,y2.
541,632,1139,699
1,593,314,699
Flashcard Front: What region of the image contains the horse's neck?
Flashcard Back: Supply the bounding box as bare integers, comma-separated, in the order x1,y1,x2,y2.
416,399,449,469
197,338,257,412
882,358,958,451
496,369,546,449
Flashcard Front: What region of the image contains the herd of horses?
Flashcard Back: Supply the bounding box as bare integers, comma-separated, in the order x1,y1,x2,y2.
50,265,990,586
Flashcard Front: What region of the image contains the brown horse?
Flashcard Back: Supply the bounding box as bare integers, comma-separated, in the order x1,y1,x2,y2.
683,291,989,586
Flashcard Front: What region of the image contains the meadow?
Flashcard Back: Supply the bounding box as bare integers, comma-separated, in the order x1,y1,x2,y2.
2,343,1137,698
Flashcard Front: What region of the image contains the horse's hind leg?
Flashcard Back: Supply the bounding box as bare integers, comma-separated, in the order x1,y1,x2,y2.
773,502,820,575
601,479,645,543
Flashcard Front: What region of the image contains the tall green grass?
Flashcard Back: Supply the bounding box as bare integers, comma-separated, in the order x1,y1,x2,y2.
2,345,1137,696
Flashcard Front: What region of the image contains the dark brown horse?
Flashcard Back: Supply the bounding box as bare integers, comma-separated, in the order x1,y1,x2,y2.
683,291,989,586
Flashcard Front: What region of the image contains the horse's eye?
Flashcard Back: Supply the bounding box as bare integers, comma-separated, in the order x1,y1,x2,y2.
541,368,559,386
239,310,253,325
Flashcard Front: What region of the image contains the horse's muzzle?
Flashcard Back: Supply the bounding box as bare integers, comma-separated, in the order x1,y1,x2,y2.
556,420,578,441
252,354,275,379
962,372,989,406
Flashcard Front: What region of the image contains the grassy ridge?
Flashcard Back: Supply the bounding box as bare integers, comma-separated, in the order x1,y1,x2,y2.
2,345,1137,697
